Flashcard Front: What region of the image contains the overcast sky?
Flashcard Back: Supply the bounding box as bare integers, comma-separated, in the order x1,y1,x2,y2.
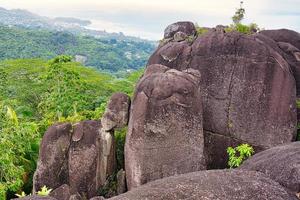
1,0,300,40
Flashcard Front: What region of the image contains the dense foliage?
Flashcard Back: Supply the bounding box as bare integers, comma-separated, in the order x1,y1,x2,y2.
0,25,155,72
0,57,143,199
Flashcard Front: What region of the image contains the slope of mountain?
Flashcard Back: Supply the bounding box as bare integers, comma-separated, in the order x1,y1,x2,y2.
0,25,155,72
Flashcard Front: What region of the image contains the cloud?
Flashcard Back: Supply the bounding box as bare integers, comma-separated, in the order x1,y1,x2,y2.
1,0,299,40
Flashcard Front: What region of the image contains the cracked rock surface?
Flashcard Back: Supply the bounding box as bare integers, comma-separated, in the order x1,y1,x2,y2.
147,24,297,169
239,141,300,193
125,64,206,190
108,170,298,200
33,92,130,199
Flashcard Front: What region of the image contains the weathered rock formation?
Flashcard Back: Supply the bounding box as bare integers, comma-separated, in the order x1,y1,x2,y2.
108,170,297,200
12,196,57,200
240,142,300,193
68,120,104,197
27,22,300,200
164,21,196,39
33,93,130,199
98,93,130,189
125,64,206,190
33,120,105,198
33,123,72,192
260,29,300,129
50,184,71,200
146,22,297,169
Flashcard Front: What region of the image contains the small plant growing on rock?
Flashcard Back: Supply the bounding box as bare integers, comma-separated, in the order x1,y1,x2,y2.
226,1,260,34
15,191,27,197
37,185,52,196
227,143,254,168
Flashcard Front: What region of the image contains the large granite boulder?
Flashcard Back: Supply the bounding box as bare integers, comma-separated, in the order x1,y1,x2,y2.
108,170,297,200
33,123,72,192
260,29,300,50
101,93,131,131
34,120,108,199
12,196,57,200
240,142,300,193
164,21,196,39
98,93,130,189
68,120,104,198
125,64,206,190
33,92,131,199
147,23,297,169
260,29,300,96
50,184,71,200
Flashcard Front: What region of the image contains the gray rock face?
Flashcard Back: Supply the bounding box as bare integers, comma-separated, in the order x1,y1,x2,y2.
33,123,72,192
164,21,196,39
69,193,82,200
99,92,130,189
108,170,297,200
101,93,131,131
260,29,300,96
116,169,127,195
69,120,104,198
240,142,300,193
12,196,57,200
33,120,115,199
33,92,131,199
173,31,187,42
148,24,297,169
125,64,206,190
260,29,300,50
89,197,106,200
50,184,71,200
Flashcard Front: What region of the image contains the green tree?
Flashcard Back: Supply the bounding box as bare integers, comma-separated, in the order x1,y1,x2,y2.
0,103,39,199
232,1,245,25
39,55,90,121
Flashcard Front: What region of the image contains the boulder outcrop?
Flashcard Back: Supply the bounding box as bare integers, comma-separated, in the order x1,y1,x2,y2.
147,23,297,168
33,93,130,199
29,22,300,200
164,21,196,39
108,170,297,200
12,196,57,200
33,123,72,192
125,64,206,190
34,120,105,198
240,141,300,193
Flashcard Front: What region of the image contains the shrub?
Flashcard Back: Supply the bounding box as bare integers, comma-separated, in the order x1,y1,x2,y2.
227,143,254,168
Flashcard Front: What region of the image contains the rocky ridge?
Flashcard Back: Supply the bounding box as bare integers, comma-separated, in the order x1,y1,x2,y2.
16,22,300,200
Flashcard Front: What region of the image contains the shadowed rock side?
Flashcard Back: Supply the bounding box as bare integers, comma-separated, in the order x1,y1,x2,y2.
260,29,300,129
125,64,206,190
148,22,297,168
108,170,298,200
99,92,130,189
68,120,103,198
50,184,71,200
33,92,131,199
12,196,58,200
33,123,72,192
239,142,300,193
164,21,196,39
34,120,107,198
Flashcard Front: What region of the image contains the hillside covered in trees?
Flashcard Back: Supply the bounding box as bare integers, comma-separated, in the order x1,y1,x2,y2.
0,25,155,72
0,57,142,198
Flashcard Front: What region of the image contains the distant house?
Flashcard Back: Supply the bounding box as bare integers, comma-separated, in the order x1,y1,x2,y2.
75,54,88,64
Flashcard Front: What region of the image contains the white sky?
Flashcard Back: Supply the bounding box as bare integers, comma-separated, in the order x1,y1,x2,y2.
0,0,299,40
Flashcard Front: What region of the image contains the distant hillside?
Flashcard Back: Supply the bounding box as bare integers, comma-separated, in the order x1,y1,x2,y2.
0,25,155,72
0,7,153,42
